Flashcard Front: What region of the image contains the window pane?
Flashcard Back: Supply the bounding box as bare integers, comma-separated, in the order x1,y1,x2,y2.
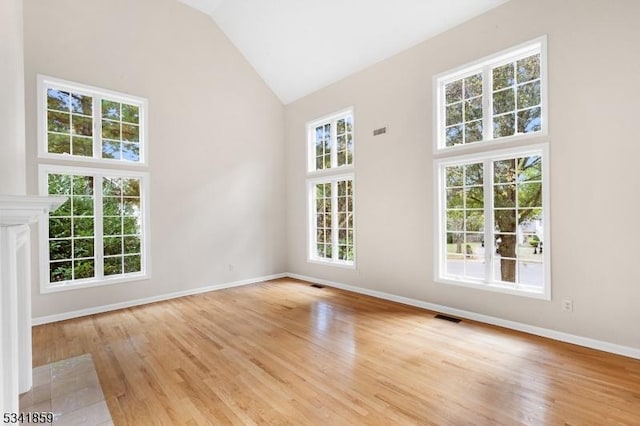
73,217,94,237
104,216,122,236
447,210,463,232
517,107,541,134
102,140,121,159
47,89,70,111
446,103,463,126
465,211,484,232
49,218,71,239
494,210,516,232
72,196,93,216
464,98,482,121
445,80,463,104
122,124,139,142
74,238,94,258
516,54,540,83
518,262,543,287
446,125,463,147
74,259,95,280
124,255,141,273
50,261,72,283
104,237,123,256
104,256,123,276
446,166,463,187
123,179,140,197
464,74,482,98
70,94,93,115
123,198,140,216
123,217,141,235
493,63,514,91
493,113,515,138
122,143,140,162
49,239,72,261
102,100,120,120
494,159,516,183
493,88,515,115
48,111,70,133
122,104,139,124
465,187,484,208
446,188,463,209
493,184,516,207
518,182,542,207
124,236,141,254
517,80,540,109
102,120,120,139
518,208,543,233
48,133,71,154
72,136,93,157
72,175,93,195
71,115,93,136
464,163,483,186
103,197,121,216
494,257,516,283
517,156,542,182
464,121,482,144
446,253,464,276
103,178,122,196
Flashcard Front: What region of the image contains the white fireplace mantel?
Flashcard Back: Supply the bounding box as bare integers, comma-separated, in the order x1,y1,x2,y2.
0,195,66,414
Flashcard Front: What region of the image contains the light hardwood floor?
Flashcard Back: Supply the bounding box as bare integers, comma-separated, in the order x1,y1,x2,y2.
32,278,640,425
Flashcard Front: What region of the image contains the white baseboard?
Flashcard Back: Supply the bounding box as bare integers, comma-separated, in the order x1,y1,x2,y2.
31,273,287,326
286,273,640,360
32,271,640,360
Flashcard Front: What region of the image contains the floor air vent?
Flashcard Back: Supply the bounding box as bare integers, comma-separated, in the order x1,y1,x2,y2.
435,314,461,323
310,284,325,289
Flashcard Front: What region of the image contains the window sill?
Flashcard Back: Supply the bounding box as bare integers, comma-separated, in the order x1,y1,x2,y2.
40,272,150,294
434,130,548,157
307,258,356,270
435,276,550,300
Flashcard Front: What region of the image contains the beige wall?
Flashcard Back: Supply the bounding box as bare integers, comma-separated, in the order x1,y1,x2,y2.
0,0,26,195
285,0,640,349
23,0,286,317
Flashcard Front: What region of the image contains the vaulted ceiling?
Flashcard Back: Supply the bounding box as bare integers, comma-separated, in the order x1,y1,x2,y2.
178,0,511,104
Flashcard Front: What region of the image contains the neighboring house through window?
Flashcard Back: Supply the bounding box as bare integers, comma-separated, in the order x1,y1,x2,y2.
307,108,355,267
433,37,550,299
37,75,150,292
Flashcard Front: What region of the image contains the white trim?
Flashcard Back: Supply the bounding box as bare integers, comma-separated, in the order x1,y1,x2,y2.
37,74,148,166
306,108,356,268
32,273,287,326
306,175,356,268
286,273,640,360
29,271,640,360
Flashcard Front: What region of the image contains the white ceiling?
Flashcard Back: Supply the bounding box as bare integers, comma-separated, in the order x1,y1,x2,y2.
178,0,511,104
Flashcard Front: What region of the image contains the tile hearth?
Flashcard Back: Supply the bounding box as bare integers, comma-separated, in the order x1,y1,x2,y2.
19,354,113,426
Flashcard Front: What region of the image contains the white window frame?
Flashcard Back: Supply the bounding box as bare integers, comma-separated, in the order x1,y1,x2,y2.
306,108,356,268
307,173,356,268
433,36,548,154
433,37,550,299
38,164,151,293
434,144,550,299
37,75,148,166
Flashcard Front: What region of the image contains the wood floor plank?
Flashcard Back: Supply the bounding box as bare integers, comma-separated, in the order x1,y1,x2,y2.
32,278,640,425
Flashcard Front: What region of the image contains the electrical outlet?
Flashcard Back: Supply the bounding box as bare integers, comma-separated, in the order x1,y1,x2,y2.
228,264,234,272
562,299,573,312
